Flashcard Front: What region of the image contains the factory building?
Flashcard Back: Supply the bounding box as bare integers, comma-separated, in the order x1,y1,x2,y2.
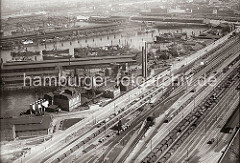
54,88,81,111
15,116,52,138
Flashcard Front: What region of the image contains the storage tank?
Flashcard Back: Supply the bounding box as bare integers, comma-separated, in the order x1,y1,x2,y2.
37,102,42,114
32,102,37,112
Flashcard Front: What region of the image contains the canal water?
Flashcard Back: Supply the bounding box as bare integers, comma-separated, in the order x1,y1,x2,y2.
0,88,57,117
0,27,206,117
0,27,206,62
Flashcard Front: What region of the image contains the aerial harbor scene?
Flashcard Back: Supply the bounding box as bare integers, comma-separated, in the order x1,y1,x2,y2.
0,0,239,163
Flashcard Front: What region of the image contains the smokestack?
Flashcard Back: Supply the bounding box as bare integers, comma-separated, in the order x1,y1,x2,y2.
145,42,148,79
142,46,145,78
142,42,148,79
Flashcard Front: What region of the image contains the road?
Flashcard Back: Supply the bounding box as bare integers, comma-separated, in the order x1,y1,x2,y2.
133,44,240,162
13,29,237,163
70,35,239,163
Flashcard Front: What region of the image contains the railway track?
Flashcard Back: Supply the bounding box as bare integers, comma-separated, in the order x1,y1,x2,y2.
17,33,238,161
141,60,239,163
71,85,176,163
133,38,240,161
167,84,239,163
124,40,240,163
163,47,240,123
113,55,235,163
48,75,177,163
74,41,240,163
173,36,239,75
76,38,240,163
67,64,204,163
94,90,181,163
165,73,240,163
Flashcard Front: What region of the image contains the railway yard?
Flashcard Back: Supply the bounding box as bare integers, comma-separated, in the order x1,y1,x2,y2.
1,1,240,163
1,29,237,163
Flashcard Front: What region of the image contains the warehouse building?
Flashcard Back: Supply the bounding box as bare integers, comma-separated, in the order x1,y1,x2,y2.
0,115,52,141
54,88,81,111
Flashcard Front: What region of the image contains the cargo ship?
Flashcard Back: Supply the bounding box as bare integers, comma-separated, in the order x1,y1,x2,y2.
42,49,71,60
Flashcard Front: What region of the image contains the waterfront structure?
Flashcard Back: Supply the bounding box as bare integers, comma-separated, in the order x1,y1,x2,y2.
54,88,81,111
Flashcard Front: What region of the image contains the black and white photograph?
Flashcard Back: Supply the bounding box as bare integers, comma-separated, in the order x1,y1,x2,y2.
0,0,239,163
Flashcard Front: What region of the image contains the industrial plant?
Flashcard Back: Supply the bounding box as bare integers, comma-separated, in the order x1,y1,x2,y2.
0,0,239,163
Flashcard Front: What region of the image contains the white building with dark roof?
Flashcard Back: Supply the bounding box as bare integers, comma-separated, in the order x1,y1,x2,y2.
54,88,81,111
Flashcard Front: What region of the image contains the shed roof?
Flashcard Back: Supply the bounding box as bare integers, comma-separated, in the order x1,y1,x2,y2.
1,115,52,132
15,115,52,132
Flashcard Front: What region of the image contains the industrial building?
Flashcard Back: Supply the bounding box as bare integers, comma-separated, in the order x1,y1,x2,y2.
53,88,81,111
0,115,52,141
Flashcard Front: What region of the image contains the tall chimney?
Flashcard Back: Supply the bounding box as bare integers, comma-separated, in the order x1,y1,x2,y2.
145,42,148,79
142,46,145,78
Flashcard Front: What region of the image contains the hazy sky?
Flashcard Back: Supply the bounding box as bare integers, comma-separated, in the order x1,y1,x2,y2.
1,0,95,14
1,0,109,9
1,0,169,15
1,0,100,6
